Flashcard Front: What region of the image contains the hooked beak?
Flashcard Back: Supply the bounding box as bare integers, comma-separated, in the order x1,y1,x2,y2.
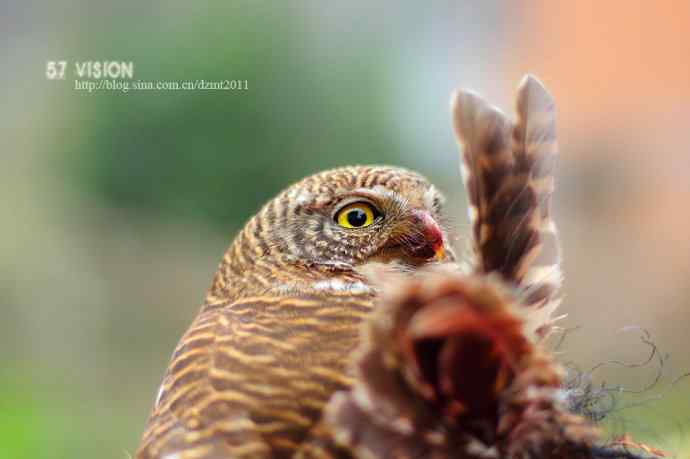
406,209,445,261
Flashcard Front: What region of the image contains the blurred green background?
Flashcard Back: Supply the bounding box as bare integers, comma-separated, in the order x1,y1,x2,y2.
2,1,690,458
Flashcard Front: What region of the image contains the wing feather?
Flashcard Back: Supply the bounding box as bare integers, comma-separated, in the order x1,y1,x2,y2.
451,75,561,337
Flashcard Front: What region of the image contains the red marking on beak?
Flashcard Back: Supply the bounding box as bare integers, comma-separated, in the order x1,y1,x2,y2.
408,209,445,261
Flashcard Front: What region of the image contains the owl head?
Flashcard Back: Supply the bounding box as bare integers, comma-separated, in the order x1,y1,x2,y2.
251,166,452,270
209,166,453,304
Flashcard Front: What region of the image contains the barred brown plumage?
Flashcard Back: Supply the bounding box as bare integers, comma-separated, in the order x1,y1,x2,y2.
137,77,641,459
136,166,453,459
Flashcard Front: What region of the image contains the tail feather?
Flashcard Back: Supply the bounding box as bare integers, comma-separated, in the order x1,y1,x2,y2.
451,75,561,332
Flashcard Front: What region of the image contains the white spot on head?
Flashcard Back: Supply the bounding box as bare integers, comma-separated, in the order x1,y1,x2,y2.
286,188,313,205
162,453,180,459
296,192,313,205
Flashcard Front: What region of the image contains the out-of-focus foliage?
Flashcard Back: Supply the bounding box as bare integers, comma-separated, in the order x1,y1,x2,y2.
0,367,137,459
59,4,401,230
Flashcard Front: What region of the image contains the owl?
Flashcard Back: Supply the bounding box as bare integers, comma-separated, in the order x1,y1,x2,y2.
292,78,654,459
293,75,586,459
136,165,454,459
137,76,641,459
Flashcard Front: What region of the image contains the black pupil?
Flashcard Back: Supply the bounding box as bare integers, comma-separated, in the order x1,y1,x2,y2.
347,209,368,227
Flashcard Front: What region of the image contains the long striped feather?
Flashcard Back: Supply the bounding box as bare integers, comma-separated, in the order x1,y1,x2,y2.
451,75,562,336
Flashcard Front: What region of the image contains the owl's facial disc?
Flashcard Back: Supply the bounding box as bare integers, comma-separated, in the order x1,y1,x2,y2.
268,166,452,270
327,187,448,266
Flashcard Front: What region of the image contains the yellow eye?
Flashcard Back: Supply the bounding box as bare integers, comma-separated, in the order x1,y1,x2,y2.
336,202,379,229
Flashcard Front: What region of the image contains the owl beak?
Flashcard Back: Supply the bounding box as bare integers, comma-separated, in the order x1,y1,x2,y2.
433,243,445,261
407,209,445,261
